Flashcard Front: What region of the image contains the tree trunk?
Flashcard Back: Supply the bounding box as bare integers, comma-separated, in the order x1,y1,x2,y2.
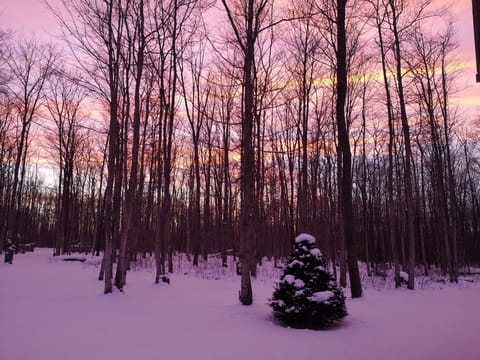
337,0,362,298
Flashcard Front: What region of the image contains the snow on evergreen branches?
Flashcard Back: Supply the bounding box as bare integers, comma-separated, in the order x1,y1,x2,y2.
269,233,347,329
295,233,316,244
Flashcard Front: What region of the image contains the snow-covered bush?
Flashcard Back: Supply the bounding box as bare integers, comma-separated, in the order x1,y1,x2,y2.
269,233,347,329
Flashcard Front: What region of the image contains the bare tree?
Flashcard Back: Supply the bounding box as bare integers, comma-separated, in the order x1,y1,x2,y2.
220,0,274,305
114,0,147,291
4,37,55,240
45,69,86,255
406,22,459,282
335,0,362,298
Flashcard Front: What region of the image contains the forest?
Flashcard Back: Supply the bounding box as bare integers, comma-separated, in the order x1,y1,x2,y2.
0,0,479,301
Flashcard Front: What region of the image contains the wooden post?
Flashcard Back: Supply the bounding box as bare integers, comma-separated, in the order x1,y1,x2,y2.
474,0,480,82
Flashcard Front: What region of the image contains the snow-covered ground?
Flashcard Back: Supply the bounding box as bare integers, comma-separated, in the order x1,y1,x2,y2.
1,249,479,360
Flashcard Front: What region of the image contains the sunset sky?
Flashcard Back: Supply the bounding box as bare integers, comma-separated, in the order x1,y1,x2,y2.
0,0,478,118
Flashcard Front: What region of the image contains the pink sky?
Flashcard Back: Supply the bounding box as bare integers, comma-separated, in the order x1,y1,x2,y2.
0,0,61,37
0,0,478,118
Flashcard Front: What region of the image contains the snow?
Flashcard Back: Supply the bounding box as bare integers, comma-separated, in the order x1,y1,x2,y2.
293,279,305,288
281,275,304,288
309,248,322,258
287,259,304,268
272,299,285,308
294,290,305,297
308,291,334,303
400,271,409,282
1,249,480,360
295,233,316,244
52,254,102,266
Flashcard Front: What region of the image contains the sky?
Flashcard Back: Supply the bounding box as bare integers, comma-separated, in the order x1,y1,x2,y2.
0,0,478,118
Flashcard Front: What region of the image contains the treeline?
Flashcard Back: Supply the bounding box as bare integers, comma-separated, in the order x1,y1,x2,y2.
0,0,479,296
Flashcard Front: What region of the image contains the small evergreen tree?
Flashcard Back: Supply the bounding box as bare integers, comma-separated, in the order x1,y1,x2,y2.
269,233,347,328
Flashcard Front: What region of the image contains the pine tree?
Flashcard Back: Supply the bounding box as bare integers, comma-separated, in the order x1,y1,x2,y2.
269,233,347,329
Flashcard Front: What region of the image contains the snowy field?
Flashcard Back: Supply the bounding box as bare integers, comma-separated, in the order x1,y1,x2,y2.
1,249,480,360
